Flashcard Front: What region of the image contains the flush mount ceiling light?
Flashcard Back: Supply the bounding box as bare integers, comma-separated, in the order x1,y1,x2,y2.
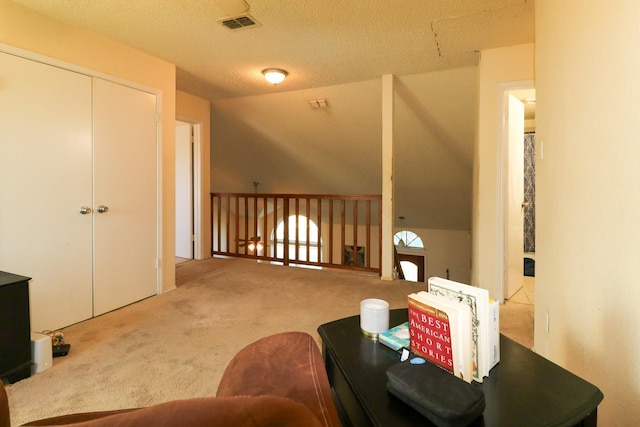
262,68,288,85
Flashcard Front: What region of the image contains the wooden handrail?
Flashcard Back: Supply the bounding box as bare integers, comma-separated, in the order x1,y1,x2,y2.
211,193,382,274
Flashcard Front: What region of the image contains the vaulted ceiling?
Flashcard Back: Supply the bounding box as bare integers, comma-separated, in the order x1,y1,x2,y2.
13,0,535,230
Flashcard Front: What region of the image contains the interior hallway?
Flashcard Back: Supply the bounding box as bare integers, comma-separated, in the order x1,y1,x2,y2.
500,276,535,349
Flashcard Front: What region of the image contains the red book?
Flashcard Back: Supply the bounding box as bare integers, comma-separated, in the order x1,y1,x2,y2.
408,291,473,382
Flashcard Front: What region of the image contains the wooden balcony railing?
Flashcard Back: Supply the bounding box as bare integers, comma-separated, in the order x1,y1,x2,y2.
211,193,382,274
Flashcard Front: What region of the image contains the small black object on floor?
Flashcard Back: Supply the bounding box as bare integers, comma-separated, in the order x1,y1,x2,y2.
53,344,71,357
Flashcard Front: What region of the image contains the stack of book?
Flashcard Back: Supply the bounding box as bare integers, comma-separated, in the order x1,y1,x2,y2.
407,290,473,382
379,277,500,384
426,277,500,383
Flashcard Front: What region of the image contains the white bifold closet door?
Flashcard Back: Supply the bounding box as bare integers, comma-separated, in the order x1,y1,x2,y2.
92,78,158,316
0,51,158,331
0,51,94,331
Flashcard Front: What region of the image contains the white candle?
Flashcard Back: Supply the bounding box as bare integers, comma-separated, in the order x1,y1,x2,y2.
360,298,389,337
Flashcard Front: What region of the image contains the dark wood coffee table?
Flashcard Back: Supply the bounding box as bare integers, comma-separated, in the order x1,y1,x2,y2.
318,309,603,426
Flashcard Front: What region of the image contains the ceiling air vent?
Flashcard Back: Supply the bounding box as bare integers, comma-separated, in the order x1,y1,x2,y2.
219,13,261,30
308,99,329,109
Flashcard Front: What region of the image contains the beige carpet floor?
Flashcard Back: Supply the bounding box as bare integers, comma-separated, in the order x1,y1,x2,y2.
4,257,533,425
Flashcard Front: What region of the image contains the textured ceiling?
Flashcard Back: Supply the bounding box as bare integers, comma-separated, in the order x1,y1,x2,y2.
12,0,535,101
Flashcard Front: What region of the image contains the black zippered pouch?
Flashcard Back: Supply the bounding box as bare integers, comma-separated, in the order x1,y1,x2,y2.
386,359,485,427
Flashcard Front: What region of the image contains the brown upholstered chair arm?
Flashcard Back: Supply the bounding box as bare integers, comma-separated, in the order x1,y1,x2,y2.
24,396,321,427
217,332,342,427
20,409,141,426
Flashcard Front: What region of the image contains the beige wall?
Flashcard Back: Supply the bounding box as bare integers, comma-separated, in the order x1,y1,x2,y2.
472,43,535,298
176,91,212,259
536,1,640,423
397,228,471,283
0,1,177,290
423,229,471,283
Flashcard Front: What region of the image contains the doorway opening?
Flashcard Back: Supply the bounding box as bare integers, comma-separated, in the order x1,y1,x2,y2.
175,120,203,262
499,82,536,302
498,82,536,348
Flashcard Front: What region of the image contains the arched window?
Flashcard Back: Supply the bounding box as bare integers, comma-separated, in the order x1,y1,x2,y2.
394,230,424,249
272,215,321,265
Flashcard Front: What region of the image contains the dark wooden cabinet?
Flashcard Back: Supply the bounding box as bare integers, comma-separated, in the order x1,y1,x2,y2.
0,272,32,383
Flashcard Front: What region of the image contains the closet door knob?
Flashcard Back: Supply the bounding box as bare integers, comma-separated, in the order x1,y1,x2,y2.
79,206,92,215
97,205,109,213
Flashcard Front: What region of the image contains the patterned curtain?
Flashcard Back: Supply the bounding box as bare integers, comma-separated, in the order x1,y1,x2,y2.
523,133,536,253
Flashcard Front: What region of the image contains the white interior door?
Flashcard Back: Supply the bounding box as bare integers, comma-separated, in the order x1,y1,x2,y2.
175,121,193,259
0,51,94,331
92,78,158,316
505,94,525,299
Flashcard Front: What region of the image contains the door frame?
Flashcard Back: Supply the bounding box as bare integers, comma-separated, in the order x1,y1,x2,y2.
396,253,426,282
497,80,534,302
176,117,204,260
395,247,427,282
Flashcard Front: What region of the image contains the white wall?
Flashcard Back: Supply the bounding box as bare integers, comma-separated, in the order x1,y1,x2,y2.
394,67,477,231
535,1,640,424
210,80,382,195
396,228,471,283
473,44,535,299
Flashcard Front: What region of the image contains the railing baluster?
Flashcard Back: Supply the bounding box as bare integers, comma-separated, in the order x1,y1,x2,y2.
328,199,334,265
273,197,278,259
283,198,289,265
294,198,300,263
214,194,220,255
228,197,231,253
366,200,371,268
235,197,239,254
306,198,310,263
263,196,268,257
253,196,258,256
317,198,322,263
353,200,358,266
340,200,346,266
